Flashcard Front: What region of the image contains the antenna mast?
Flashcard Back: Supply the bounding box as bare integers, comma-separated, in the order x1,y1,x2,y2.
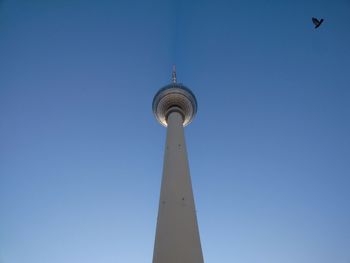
172,65,177,83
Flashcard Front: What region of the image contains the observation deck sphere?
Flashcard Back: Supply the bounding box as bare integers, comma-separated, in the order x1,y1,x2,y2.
152,83,197,127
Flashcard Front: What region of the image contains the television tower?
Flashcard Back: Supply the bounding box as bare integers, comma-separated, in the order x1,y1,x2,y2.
152,67,204,263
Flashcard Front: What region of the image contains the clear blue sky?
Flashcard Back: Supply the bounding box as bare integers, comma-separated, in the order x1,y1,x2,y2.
1,0,349,262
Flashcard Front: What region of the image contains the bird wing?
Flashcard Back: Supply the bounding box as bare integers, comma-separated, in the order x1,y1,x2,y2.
312,17,320,25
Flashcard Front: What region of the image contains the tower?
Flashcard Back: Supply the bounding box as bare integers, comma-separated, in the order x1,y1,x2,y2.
152,68,204,263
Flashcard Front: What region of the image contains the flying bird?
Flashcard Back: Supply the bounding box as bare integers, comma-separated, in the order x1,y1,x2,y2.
312,17,324,29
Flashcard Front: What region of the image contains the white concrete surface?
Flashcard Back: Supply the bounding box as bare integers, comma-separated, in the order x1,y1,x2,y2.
153,111,204,263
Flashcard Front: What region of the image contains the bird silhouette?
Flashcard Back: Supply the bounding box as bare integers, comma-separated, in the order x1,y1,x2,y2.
312,17,324,28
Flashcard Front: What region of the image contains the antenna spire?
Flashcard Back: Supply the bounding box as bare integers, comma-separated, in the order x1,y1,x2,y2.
172,65,177,83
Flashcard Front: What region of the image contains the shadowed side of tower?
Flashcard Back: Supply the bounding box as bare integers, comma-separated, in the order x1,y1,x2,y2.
152,72,204,263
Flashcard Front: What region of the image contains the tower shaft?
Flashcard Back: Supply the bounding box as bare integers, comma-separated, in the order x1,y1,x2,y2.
153,112,204,263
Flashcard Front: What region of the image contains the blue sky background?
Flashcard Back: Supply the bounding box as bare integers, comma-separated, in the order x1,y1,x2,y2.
1,0,350,262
